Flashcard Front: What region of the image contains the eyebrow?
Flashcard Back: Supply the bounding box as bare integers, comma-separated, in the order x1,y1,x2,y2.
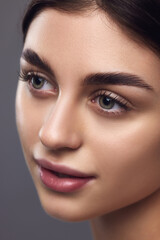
21,48,153,91
21,48,54,77
83,73,153,91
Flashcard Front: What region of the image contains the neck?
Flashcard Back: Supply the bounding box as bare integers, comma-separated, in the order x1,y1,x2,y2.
90,189,160,240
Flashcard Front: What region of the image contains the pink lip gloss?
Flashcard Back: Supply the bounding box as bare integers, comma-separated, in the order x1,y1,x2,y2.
39,166,93,193
35,159,95,193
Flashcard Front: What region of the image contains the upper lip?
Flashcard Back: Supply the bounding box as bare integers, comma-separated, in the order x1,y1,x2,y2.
34,158,95,178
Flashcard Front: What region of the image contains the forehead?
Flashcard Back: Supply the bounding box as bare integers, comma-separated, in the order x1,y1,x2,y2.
24,9,160,89
25,9,138,57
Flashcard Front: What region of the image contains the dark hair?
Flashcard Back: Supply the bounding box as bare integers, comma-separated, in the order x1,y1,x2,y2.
22,0,160,56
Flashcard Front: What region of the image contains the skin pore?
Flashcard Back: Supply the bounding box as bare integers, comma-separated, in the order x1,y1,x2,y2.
16,8,160,240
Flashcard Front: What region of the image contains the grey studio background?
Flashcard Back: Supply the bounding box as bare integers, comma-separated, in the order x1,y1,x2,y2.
0,1,92,239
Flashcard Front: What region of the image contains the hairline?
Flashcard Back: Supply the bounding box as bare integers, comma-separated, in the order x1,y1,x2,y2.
22,3,160,58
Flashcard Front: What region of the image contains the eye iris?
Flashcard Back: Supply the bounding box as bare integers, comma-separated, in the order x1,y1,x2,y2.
31,76,44,89
99,96,115,109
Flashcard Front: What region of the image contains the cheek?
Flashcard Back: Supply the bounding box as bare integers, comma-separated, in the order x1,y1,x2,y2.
87,117,160,213
16,83,44,153
90,115,160,174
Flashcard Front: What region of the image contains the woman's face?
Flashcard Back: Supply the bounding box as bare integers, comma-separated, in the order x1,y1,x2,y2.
16,9,160,221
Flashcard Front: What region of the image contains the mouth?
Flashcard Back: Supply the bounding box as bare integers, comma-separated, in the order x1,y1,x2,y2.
48,169,85,179
34,159,95,193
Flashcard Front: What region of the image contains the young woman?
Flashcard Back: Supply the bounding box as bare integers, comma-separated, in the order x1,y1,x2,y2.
16,0,160,239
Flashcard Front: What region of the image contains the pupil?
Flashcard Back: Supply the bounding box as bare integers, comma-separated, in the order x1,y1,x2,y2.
103,97,111,105
34,76,41,85
99,96,114,109
32,76,44,89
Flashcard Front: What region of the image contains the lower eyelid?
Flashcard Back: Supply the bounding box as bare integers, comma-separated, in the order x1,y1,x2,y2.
89,94,131,117
27,81,57,97
27,86,56,99
92,94,127,107
91,103,126,117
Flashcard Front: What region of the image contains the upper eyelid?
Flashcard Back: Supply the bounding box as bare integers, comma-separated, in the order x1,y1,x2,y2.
19,70,47,83
19,67,133,108
90,89,132,106
20,59,56,78
20,67,58,87
95,93,128,107
28,71,48,80
92,91,137,114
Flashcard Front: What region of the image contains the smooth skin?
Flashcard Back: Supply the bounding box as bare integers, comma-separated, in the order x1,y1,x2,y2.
16,8,160,240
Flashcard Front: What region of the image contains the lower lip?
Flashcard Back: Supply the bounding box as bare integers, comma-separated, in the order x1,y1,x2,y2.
39,166,93,193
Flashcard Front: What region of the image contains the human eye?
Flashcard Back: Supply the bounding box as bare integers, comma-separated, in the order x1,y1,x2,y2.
19,69,58,95
90,90,132,117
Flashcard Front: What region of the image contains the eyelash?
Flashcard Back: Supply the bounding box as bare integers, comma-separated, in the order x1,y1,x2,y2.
19,69,41,82
19,69,57,95
90,90,131,116
19,70,131,116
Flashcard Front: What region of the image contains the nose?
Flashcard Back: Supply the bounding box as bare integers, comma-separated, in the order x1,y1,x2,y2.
39,97,82,151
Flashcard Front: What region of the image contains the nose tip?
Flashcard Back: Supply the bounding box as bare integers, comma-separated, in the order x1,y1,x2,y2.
38,103,82,151
39,126,82,151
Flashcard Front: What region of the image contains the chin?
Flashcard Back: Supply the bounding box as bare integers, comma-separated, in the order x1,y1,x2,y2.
35,187,92,222
39,199,92,222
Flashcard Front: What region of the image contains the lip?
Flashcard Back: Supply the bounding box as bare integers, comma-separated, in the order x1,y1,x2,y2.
34,158,95,193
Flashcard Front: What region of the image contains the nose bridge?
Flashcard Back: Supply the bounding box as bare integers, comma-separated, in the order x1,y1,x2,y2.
49,95,76,132
39,93,82,150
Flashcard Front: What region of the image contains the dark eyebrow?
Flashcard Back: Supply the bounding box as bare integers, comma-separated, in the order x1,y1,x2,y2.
21,48,153,91
83,72,153,91
21,48,55,77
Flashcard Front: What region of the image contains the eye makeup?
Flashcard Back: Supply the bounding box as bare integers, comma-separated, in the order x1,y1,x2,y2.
90,89,132,117
19,69,58,96
19,68,133,118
